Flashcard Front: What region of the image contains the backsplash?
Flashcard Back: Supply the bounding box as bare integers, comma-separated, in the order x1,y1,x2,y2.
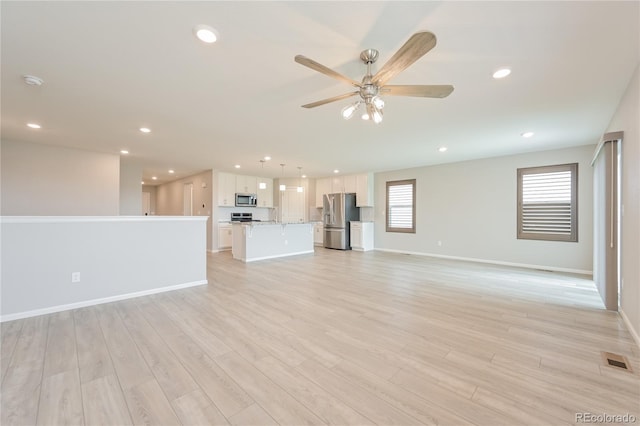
218,207,272,222
359,207,374,222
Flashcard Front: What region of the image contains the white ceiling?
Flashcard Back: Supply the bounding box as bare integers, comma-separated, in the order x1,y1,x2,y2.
2,1,638,184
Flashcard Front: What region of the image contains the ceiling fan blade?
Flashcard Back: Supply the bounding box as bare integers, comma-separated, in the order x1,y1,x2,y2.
301,91,359,108
295,55,361,87
372,32,437,86
381,85,454,98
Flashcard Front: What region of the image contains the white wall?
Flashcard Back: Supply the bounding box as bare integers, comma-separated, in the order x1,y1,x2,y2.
120,157,142,216
374,145,595,273
119,157,142,215
0,216,208,321
156,170,213,250
1,140,120,215
606,64,640,345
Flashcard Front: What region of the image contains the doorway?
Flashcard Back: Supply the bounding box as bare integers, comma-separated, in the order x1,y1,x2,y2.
183,183,193,216
142,192,151,216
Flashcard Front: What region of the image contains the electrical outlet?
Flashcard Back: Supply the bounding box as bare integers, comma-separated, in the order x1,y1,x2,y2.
71,272,81,283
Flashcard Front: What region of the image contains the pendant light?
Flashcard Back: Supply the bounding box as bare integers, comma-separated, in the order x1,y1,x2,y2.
297,167,303,193
258,159,267,189
279,164,286,191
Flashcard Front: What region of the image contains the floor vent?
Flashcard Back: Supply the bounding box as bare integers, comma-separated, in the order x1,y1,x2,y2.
601,351,632,372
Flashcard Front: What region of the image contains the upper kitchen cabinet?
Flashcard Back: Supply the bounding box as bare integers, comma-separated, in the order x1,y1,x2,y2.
356,172,374,207
331,176,345,193
315,178,331,208
256,177,273,208
236,175,257,194
217,172,236,206
344,175,357,193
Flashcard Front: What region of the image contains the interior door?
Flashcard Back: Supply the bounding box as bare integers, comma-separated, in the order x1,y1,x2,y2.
142,192,151,216
281,188,304,223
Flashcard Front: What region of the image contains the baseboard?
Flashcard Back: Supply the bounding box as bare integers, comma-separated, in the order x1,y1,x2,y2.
0,279,208,322
620,309,640,350
374,248,592,275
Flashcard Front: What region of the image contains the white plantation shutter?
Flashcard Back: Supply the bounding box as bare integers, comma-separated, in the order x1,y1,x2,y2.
386,180,416,233
517,164,577,242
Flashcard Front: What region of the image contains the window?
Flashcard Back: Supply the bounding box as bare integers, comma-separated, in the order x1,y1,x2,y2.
517,163,578,242
386,179,416,233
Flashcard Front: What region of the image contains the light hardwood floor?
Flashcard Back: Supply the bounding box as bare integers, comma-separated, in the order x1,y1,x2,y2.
2,249,639,425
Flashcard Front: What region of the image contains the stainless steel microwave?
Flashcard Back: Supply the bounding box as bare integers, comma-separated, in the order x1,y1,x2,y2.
235,193,257,207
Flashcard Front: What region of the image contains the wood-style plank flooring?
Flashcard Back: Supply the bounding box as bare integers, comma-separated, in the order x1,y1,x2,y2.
2,249,639,425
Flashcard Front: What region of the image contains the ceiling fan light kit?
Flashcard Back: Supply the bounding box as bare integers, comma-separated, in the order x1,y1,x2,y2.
295,31,453,124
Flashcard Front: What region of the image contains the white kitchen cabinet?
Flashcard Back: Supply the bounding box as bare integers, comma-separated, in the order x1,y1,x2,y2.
355,172,374,207
313,222,324,245
315,178,331,208
256,177,273,207
218,223,233,249
331,176,345,193
350,221,374,251
236,175,257,194
344,175,357,193
217,172,236,207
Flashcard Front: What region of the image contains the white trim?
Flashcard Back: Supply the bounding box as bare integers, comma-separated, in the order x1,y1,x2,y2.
0,280,208,322
0,216,208,224
241,250,315,263
620,309,640,350
374,248,592,275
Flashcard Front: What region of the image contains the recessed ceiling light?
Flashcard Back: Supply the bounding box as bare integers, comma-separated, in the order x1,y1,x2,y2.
151,176,157,180
493,68,511,79
23,75,44,86
302,174,307,178
438,147,448,152
27,123,41,129
141,181,145,185
139,127,151,133
120,150,129,154
168,169,175,174
234,164,241,169
333,169,339,174
193,25,218,43
264,156,271,161
521,131,535,138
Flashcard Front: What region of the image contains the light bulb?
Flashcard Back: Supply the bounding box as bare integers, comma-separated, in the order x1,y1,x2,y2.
373,96,385,109
341,101,360,120
372,106,383,124
361,113,369,120
279,184,286,191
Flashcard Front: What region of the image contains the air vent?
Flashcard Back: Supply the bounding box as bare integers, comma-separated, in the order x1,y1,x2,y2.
601,351,632,372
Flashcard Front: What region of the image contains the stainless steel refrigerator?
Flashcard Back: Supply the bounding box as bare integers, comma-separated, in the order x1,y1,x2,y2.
323,193,359,250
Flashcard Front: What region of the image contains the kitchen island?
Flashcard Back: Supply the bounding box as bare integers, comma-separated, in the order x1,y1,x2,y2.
232,222,314,262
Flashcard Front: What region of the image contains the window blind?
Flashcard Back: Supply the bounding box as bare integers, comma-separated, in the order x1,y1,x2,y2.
386,180,415,233
517,164,577,242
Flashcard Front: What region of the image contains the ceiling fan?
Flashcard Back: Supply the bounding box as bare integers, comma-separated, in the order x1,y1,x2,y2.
295,31,453,124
